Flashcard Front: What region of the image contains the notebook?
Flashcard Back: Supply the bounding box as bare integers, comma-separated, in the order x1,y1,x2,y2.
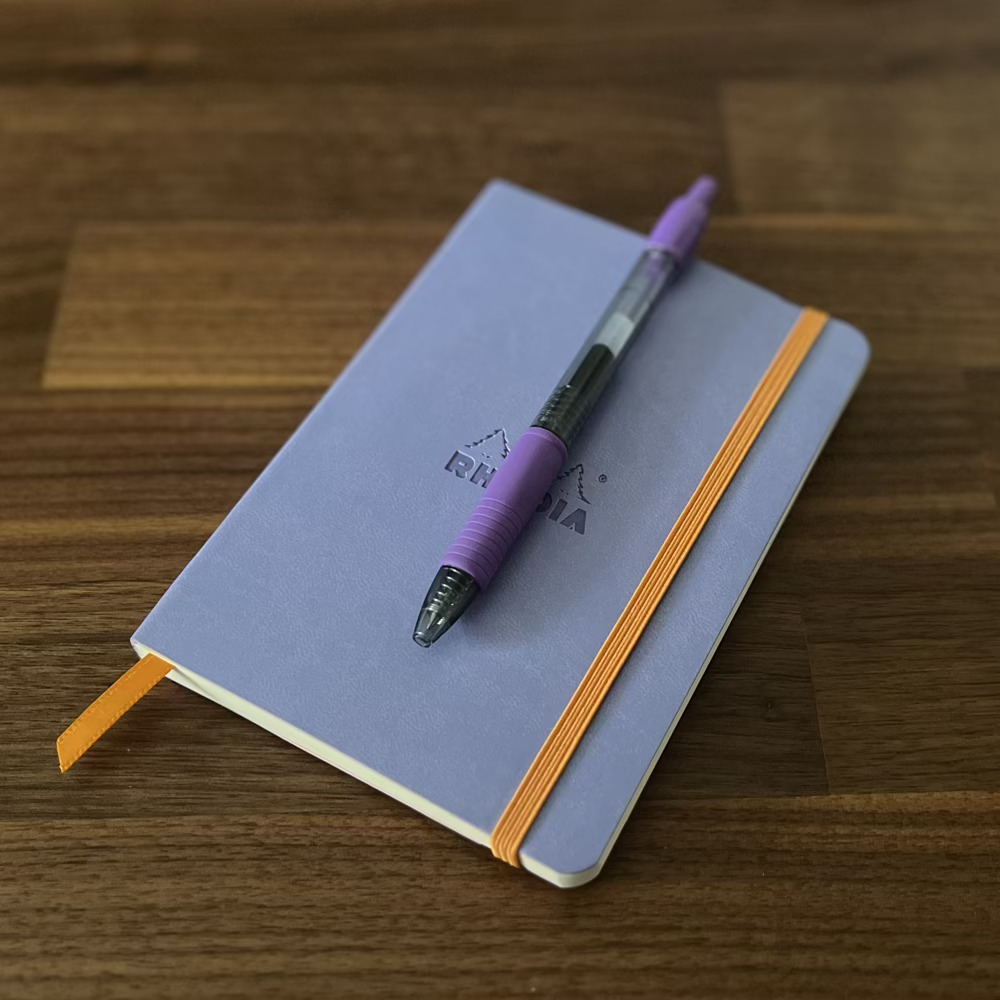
130,180,869,887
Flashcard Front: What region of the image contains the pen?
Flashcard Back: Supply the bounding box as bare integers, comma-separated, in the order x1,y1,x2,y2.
413,176,717,647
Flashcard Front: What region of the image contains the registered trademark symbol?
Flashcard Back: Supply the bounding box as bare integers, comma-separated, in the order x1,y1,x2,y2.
598,474,607,483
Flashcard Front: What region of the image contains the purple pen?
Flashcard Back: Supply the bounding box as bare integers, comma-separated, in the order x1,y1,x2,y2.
413,177,718,647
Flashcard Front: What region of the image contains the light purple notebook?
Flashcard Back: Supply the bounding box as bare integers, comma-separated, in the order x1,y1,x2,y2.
133,181,869,887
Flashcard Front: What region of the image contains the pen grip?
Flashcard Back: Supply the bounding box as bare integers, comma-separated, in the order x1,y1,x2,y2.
442,427,568,589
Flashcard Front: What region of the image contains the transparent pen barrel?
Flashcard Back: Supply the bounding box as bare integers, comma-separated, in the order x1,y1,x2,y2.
533,248,677,446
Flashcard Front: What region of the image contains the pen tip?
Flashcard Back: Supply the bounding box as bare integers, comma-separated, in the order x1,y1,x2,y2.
412,565,480,649
412,612,446,648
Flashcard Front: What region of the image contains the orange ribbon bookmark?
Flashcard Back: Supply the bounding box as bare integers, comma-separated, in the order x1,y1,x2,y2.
57,653,174,772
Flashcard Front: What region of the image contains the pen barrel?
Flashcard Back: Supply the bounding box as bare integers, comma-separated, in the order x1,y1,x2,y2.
532,344,614,447
534,250,679,447
441,427,568,589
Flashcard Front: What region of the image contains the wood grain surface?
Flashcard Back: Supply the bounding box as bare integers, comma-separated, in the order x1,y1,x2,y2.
2,2,1000,998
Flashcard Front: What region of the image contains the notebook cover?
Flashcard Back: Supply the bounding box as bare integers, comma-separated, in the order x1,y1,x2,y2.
132,180,869,886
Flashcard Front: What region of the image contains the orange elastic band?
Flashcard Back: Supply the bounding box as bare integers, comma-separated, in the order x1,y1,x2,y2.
57,653,174,772
490,307,829,866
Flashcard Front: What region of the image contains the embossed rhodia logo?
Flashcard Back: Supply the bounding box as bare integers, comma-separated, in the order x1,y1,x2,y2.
444,427,599,536
444,427,508,490
537,463,589,534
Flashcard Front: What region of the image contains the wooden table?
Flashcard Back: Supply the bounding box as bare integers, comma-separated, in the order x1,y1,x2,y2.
3,3,999,997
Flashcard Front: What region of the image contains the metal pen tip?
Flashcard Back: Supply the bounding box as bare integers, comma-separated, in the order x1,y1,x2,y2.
412,608,451,648
412,565,479,648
